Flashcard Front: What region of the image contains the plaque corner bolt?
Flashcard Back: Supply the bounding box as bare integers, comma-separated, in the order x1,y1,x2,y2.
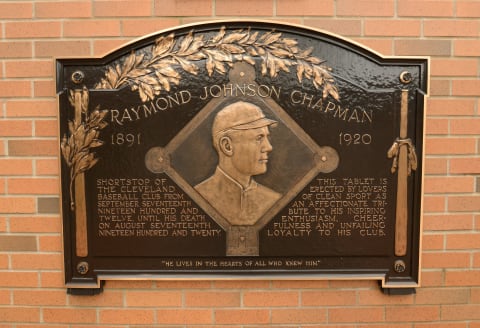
76,261,89,275
394,260,406,273
71,70,85,84
399,71,412,85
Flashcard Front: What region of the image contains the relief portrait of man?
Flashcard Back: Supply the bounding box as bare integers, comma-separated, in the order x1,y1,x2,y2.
195,101,281,226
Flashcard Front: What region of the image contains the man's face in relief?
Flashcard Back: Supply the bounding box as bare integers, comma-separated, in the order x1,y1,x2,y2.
229,126,273,177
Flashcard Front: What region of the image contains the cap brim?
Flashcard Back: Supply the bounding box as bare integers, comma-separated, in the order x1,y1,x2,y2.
231,117,278,130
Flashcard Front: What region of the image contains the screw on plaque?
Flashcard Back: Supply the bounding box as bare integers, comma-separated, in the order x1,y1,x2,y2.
77,261,89,275
71,70,85,84
394,260,406,273
399,71,412,84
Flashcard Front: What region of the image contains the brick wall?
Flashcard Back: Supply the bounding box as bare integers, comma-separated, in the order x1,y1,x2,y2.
1,0,479,325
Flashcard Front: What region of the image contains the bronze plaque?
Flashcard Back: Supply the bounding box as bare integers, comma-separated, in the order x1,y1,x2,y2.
57,21,427,293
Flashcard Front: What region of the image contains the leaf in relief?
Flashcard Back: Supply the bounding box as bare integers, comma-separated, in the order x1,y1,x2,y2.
222,31,247,44
260,32,281,45
210,26,226,43
89,139,104,148
270,48,291,58
176,57,199,75
206,57,215,76
178,31,194,55
106,67,119,89
296,63,305,82
123,51,137,74
153,33,175,57
220,44,245,54
155,71,171,91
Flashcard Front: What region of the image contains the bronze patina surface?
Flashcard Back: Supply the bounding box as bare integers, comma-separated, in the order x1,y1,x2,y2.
57,21,427,292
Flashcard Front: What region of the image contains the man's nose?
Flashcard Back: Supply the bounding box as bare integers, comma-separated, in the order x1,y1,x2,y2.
262,138,273,152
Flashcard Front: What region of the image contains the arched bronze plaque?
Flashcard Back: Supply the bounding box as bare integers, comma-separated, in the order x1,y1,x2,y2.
57,21,427,293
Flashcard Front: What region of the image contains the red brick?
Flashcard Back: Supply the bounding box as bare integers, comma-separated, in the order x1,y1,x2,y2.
5,21,61,39
423,195,446,212
386,305,440,321
0,272,39,287
358,289,414,305
452,80,480,96
446,270,480,286
154,0,212,16
352,38,393,55
0,290,9,305
423,252,471,268
126,291,182,306
156,309,212,324
451,119,480,135
121,18,180,37
0,197,36,214
422,234,444,250
0,120,32,137
106,280,154,289
94,0,151,16
215,309,269,324
423,214,474,231
457,0,480,17
38,235,62,252
33,80,55,97
304,19,362,36
442,305,480,320
35,1,92,18
5,60,53,78
425,158,447,174
329,279,378,288
0,308,40,323
425,19,480,37
14,290,67,306
420,270,444,287
93,39,132,56
6,100,56,118
0,2,33,18
426,118,448,135
329,307,383,323
424,176,474,193
100,309,155,324
337,0,394,16
43,308,96,323
0,42,32,58
8,139,58,156
63,20,121,37
35,41,91,58
454,40,480,56
0,141,5,156
213,280,270,289
302,290,356,306
398,0,454,17
215,0,273,16
415,287,470,304
430,79,450,96
68,291,124,307
8,178,58,195
365,19,421,36
0,81,31,97
450,158,480,174
431,58,478,77
185,291,240,307
425,138,476,155
244,291,298,307
427,98,476,116
11,253,63,270
271,308,327,324
10,216,61,233
40,271,64,288
449,196,480,212
36,159,59,176
419,321,464,328
0,159,32,175
35,120,57,137
155,280,212,289
446,233,480,249
277,0,334,16
271,280,329,288
395,39,451,56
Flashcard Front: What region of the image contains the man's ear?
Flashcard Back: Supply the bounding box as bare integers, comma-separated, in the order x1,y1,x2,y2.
219,136,234,156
